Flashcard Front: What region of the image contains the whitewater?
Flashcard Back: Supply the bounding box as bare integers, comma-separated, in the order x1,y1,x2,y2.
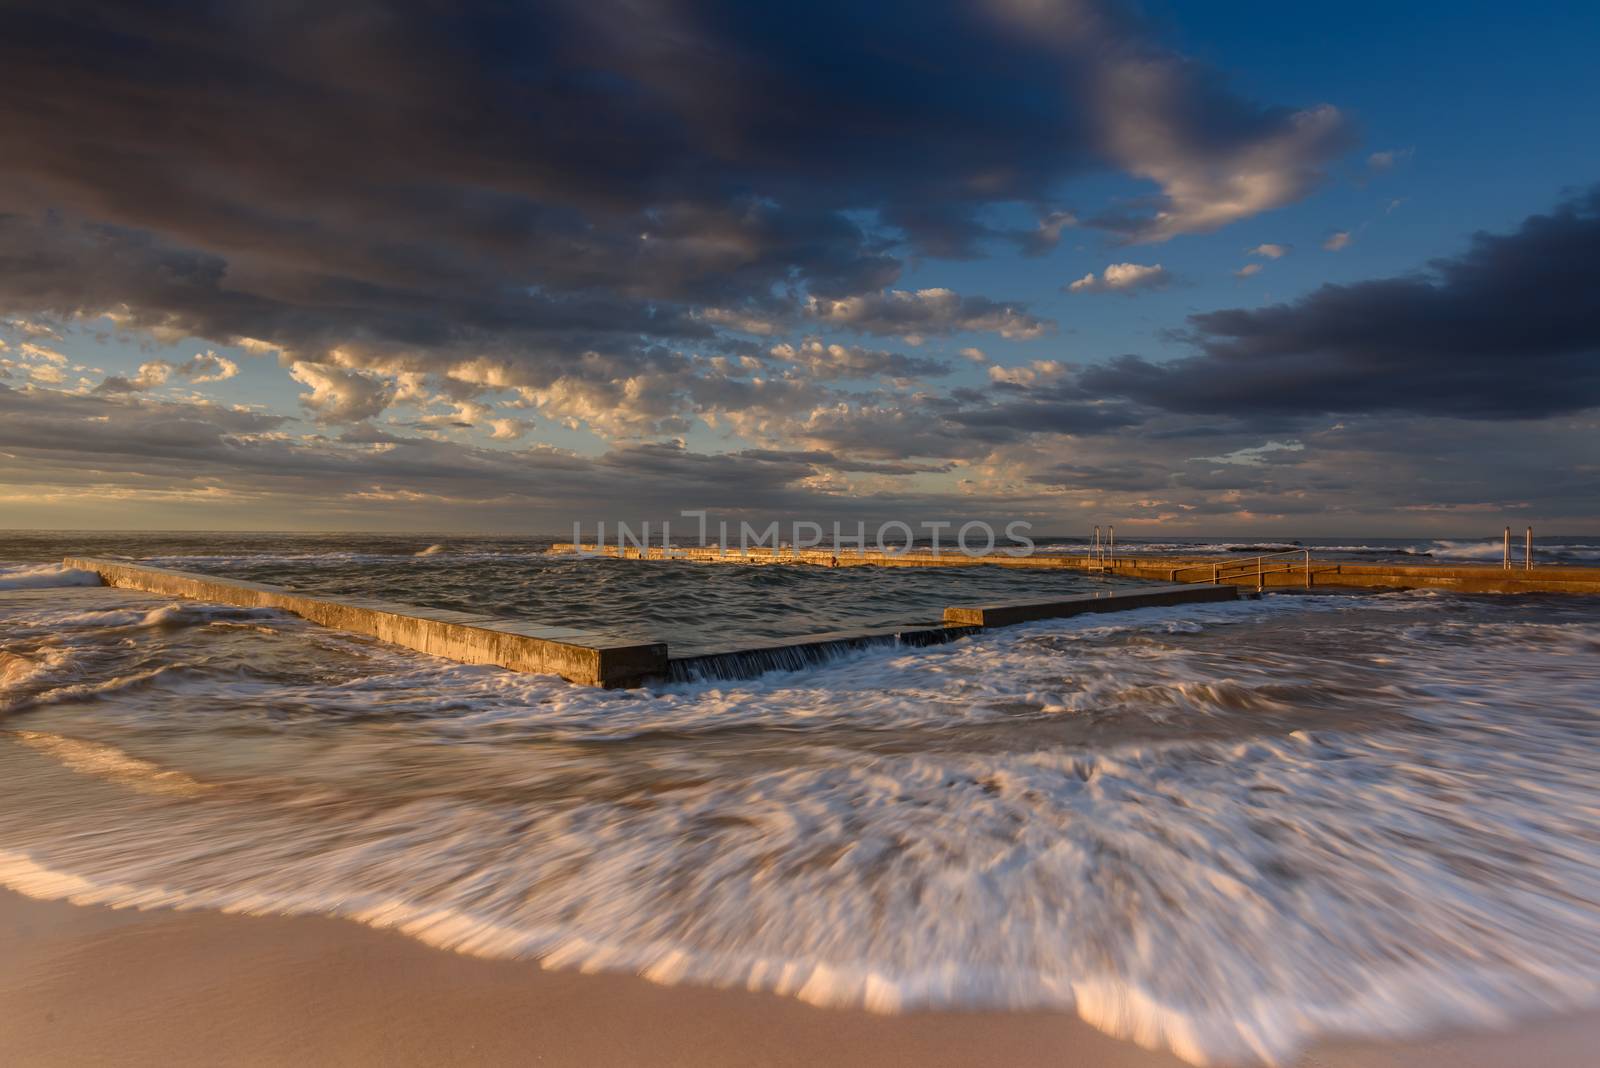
2,535,1599,1066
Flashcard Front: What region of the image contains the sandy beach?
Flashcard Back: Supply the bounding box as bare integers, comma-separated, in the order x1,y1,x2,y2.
0,888,1591,1068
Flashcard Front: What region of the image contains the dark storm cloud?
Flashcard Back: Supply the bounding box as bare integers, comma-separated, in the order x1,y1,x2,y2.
0,382,288,463
950,400,1141,434
793,380,1143,463
1083,187,1600,419
0,215,707,377
0,0,1349,387
1029,460,1171,492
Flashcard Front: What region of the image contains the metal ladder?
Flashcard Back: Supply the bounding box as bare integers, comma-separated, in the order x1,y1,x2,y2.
1086,525,1115,573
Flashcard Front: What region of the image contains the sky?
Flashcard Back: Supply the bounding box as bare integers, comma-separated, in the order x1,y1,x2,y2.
1,0,1597,535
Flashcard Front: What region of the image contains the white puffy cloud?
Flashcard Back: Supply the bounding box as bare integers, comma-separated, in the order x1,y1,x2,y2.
288,361,395,423
93,359,171,393
4,318,63,340
180,351,240,383
95,351,239,394
987,359,1070,386
696,307,787,336
1324,230,1353,251
768,338,950,381
1234,263,1263,278
1067,262,1170,293
524,373,693,438
20,342,67,364
487,417,532,441
1249,243,1290,259
412,399,494,432
985,1,1353,243
1102,89,1350,243
1367,147,1414,171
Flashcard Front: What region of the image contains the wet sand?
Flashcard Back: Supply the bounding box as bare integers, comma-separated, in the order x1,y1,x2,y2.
0,889,1592,1068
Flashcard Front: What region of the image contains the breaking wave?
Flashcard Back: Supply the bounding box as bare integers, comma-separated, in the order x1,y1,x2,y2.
3,573,1599,1065
1431,539,1600,563
0,563,102,590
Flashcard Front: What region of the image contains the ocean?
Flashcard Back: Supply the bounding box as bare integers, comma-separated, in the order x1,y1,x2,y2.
2,532,1599,1065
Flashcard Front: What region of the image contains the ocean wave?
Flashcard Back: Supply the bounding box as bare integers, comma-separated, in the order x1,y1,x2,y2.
2,664,191,715
3,601,285,640
138,603,284,627
8,731,214,797
0,563,102,590
1430,539,1513,561
2,584,1598,1065
1430,539,1600,563
3,709,1597,1066
0,646,76,695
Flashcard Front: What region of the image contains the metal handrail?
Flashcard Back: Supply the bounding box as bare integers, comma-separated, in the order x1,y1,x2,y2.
1167,548,1312,590
1086,524,1117,571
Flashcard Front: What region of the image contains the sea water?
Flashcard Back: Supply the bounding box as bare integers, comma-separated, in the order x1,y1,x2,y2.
1,533,1598,1065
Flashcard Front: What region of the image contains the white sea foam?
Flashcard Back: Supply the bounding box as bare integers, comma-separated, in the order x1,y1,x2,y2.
1430,539,1514,561
1,585,1598,1065
0,646,74,692
1430,538,1600,563
137,602,283,627
0,563,102,590
10,731,214,797
0,600,284,642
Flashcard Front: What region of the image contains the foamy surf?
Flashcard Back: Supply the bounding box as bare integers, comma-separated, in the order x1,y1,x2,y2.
2,720,1598,1066
0,563,102,590
9,731,214,797
2,576,1599,1066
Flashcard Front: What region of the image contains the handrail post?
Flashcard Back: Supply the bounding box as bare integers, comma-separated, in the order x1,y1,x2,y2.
1526,526,1533,571
1257,555,1263,592
1503,526,1510,570
1304,549,1311,588
1109,524,1115,566
1212,563,1219,585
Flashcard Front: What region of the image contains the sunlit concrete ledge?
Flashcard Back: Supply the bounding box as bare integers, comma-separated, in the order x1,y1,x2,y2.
556,543,1600,594
943,584,1240,627
62,557,668,688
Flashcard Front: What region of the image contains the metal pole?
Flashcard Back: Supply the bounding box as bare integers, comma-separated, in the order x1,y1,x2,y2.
1503,526,1510,570
1109,525,1115,565
1212,563,1219,585
1304,549,1311,589
1257,555,1263,592
1526,526,1533,571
